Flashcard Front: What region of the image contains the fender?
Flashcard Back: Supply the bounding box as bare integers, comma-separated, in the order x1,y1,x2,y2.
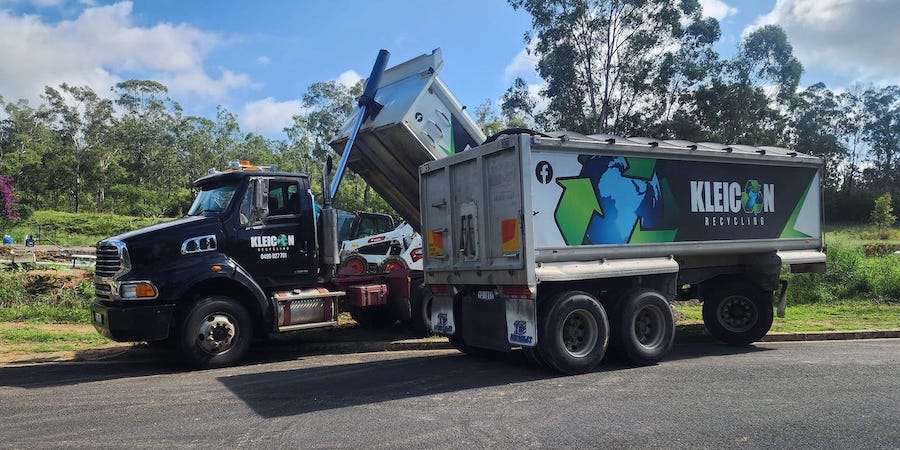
164,253,270,325
228,257,272,323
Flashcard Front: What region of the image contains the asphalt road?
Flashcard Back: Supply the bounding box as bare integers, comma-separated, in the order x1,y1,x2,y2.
0,340,898,449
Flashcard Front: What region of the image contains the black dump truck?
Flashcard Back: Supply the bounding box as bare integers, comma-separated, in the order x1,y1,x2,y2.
90,49,485,367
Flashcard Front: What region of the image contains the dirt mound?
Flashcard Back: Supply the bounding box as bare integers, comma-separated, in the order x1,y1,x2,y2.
23,269,91,295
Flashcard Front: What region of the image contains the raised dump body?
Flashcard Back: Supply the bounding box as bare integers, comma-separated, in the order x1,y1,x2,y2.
330,49,485,231
420,132,826,374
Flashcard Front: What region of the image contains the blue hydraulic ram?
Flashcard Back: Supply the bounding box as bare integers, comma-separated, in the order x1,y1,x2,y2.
322,49,390,270
327,49,391,204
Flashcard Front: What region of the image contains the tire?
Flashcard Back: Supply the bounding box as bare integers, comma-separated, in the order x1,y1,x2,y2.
609,289,675,366
178,296,253,369
448,332,503,360
338,254,369,276
702,279,774,345
537,291,609,374
521,346,549,369
378,256,408,274
409,284,433,337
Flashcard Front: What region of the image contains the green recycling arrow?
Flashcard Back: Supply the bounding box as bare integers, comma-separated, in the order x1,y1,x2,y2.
628,217,678,243
623,157,656,180
555,177,604,245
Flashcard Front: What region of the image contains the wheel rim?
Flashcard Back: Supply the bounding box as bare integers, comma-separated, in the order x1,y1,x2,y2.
633,305,666,349
197,312,237,355
383,261,405,273
561,309,599,358
716,295,758,333
342,258,366,275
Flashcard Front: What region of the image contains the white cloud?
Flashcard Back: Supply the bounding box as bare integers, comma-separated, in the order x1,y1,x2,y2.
239,97,304,134
256,55,271,65
335,70,362,88
0,1,252,103
698,0,737,20
503,44,539,84
747,0,900,85
0,0,66,7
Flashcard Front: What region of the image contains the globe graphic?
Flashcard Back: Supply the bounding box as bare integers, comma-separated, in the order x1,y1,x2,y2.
581,156,664,244
742,180,763,214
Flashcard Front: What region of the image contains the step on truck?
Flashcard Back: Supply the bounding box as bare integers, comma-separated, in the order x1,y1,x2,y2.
90,49,485,367
418,132,825,374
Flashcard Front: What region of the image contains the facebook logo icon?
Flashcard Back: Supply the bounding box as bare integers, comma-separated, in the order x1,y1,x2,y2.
535,161,553,184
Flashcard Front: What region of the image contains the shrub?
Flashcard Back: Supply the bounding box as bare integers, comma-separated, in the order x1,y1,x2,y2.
871,193,897,229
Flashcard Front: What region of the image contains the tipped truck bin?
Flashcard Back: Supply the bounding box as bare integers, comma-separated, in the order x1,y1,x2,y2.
330,49,485,231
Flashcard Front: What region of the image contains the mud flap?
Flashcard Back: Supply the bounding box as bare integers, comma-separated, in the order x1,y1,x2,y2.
506,298,537,347
431,296,455,335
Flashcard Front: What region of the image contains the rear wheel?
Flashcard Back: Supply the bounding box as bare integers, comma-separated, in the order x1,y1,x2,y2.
609,289,675,365
702,279,774,345
537,291,609,374
178,296,253,368
409,283,433,337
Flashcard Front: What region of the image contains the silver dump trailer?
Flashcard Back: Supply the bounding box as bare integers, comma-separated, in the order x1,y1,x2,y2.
420,132,825,374
330,49,485,231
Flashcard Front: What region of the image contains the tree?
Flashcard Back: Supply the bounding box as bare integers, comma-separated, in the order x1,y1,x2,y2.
861,86,900,191
692,25,802,145
871,193,896,230
42,84,115,212
0,175,21,229
500,78,536,128
472,99,504,137
509,0,710,134
789,83,847,187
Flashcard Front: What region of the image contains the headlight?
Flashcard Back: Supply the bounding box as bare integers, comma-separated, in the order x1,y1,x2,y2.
119,281,158,299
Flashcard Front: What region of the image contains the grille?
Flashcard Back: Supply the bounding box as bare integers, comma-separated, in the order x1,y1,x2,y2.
95,243,124,278
94,283,112,300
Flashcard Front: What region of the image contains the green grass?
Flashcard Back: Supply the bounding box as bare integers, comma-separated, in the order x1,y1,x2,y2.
0,305,90,323
0,325,112,354
5,210,170,246
676,303,900,333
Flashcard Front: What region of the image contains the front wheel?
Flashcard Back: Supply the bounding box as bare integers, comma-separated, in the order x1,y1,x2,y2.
178,296,253,369
702,280,774,345
537,291,609,374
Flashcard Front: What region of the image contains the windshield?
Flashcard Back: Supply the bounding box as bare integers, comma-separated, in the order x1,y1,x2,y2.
187,183,238,216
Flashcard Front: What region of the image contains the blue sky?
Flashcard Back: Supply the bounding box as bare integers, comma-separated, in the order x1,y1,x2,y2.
1,0,897,138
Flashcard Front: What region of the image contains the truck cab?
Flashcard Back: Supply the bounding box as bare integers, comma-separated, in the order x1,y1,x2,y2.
91,163,341,367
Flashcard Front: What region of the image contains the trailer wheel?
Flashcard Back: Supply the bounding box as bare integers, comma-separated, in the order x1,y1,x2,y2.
702,280,774,345
609,289,675,365
537,291,609,374
178,296,253,368
409,283,433,337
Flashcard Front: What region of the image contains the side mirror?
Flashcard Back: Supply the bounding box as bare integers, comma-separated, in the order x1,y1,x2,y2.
253,178,269,222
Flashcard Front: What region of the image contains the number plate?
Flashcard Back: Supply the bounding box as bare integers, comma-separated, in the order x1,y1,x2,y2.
93,312,104,324
476,290,495,301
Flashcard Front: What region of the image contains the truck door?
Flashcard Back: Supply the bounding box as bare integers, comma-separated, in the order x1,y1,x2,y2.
233,176,317,288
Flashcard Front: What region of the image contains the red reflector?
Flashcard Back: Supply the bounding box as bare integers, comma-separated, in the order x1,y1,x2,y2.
430,284,452,296
499,285,533,299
